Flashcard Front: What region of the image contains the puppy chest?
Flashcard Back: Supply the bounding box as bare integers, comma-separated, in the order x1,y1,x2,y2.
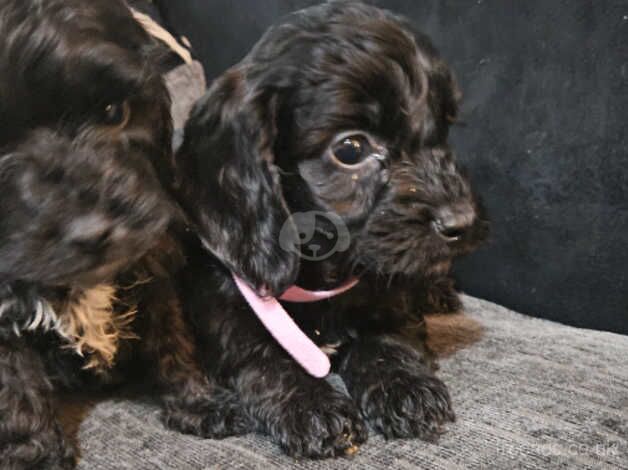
19,284,138,375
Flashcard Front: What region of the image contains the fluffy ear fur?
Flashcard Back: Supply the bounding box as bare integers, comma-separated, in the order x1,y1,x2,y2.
175,69,299,296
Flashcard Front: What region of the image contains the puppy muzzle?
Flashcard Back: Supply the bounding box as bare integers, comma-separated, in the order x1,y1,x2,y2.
0,129,172,286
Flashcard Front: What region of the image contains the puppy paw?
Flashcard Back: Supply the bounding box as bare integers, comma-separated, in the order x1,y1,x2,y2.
272,385,367,459
1,425,77,470
360,370,455,441
163,392,252,439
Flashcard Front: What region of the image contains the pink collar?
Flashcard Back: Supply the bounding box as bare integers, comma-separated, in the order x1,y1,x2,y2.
232,275,359,378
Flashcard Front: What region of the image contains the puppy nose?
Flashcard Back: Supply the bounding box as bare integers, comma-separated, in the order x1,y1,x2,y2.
433,204,476,242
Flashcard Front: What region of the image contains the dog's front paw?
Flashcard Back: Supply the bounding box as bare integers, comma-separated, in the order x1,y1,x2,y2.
1,425,77,470
360,370,455,441
272,385,367,459
163,390,252,439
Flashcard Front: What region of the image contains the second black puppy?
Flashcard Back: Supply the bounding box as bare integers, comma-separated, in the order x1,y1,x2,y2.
176,2,488,458
0,1,248,467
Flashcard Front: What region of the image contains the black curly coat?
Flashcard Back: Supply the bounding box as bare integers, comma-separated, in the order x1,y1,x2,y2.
0,1,247,468
174,2,488,459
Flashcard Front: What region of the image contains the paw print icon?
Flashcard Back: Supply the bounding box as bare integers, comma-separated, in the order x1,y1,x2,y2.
279,211,351,261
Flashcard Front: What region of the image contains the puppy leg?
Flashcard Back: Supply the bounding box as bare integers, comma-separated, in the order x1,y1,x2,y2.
181,262,365,456
339,335,455,441
139,281,250,438
0,339,76,470
157,342,250,439
233,344,368,458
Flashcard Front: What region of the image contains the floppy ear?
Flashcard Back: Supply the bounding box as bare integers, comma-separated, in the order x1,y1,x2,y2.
175,69,300,296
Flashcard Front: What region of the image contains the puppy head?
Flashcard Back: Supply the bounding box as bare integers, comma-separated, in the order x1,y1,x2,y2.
176,2,488,294
0,0,174,285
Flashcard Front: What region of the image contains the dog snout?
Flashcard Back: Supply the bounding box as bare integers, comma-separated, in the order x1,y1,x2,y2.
66,213,113,250
432,203,476,243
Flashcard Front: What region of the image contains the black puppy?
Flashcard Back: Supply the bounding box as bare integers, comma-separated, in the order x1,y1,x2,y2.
0,1,244,468
175,2,488,458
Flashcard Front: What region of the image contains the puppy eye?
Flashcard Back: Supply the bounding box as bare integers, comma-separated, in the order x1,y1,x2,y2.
101,100,131,127
331,135,370,166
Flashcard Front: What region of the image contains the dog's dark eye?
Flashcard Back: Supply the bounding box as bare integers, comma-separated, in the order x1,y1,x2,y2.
331,135,369,165
101,101,130,127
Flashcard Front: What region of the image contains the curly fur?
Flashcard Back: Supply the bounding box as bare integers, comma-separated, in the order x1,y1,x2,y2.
175,2,488,459
0,1,245,468
56,284,138,373
0,283,137,373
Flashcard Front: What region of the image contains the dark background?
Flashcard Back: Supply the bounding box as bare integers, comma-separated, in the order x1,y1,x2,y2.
156,0,628,334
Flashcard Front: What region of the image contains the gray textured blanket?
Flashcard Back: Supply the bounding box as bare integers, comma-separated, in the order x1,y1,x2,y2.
63,295,627,469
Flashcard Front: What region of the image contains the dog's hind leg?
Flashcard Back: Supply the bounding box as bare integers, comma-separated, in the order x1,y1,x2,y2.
0,338,76,469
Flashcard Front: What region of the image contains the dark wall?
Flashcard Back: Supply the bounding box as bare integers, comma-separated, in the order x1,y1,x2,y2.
158,1,628,334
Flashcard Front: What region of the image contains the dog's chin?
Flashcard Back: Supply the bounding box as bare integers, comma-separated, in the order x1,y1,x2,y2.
61,259,129,289
49,252,138,289
356,221,487,280
425,259,453,277
362,258,453,280
354,231,451,278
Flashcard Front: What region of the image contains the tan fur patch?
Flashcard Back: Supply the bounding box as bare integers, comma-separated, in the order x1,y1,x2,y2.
132,9,193,64
56,284,137,374
425,313,484,357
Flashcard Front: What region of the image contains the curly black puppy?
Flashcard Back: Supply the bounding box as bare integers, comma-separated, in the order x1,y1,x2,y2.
0,1,245,468
175,2,488,459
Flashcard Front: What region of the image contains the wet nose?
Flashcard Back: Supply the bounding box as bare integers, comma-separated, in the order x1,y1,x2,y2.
433,204,476,243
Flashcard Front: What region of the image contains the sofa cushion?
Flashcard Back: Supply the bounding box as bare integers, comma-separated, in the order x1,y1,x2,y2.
62,296,627,469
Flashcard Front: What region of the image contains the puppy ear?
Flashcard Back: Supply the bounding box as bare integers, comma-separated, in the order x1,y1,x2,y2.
175,70,299,296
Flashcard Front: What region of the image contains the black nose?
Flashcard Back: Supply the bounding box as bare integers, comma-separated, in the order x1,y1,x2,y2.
433,204,476,242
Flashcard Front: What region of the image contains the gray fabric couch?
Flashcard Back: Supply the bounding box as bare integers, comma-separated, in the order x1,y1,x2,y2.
62,295,627,469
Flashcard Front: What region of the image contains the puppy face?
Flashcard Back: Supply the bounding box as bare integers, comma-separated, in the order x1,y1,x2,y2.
176,2,487,294
0,0,173,285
